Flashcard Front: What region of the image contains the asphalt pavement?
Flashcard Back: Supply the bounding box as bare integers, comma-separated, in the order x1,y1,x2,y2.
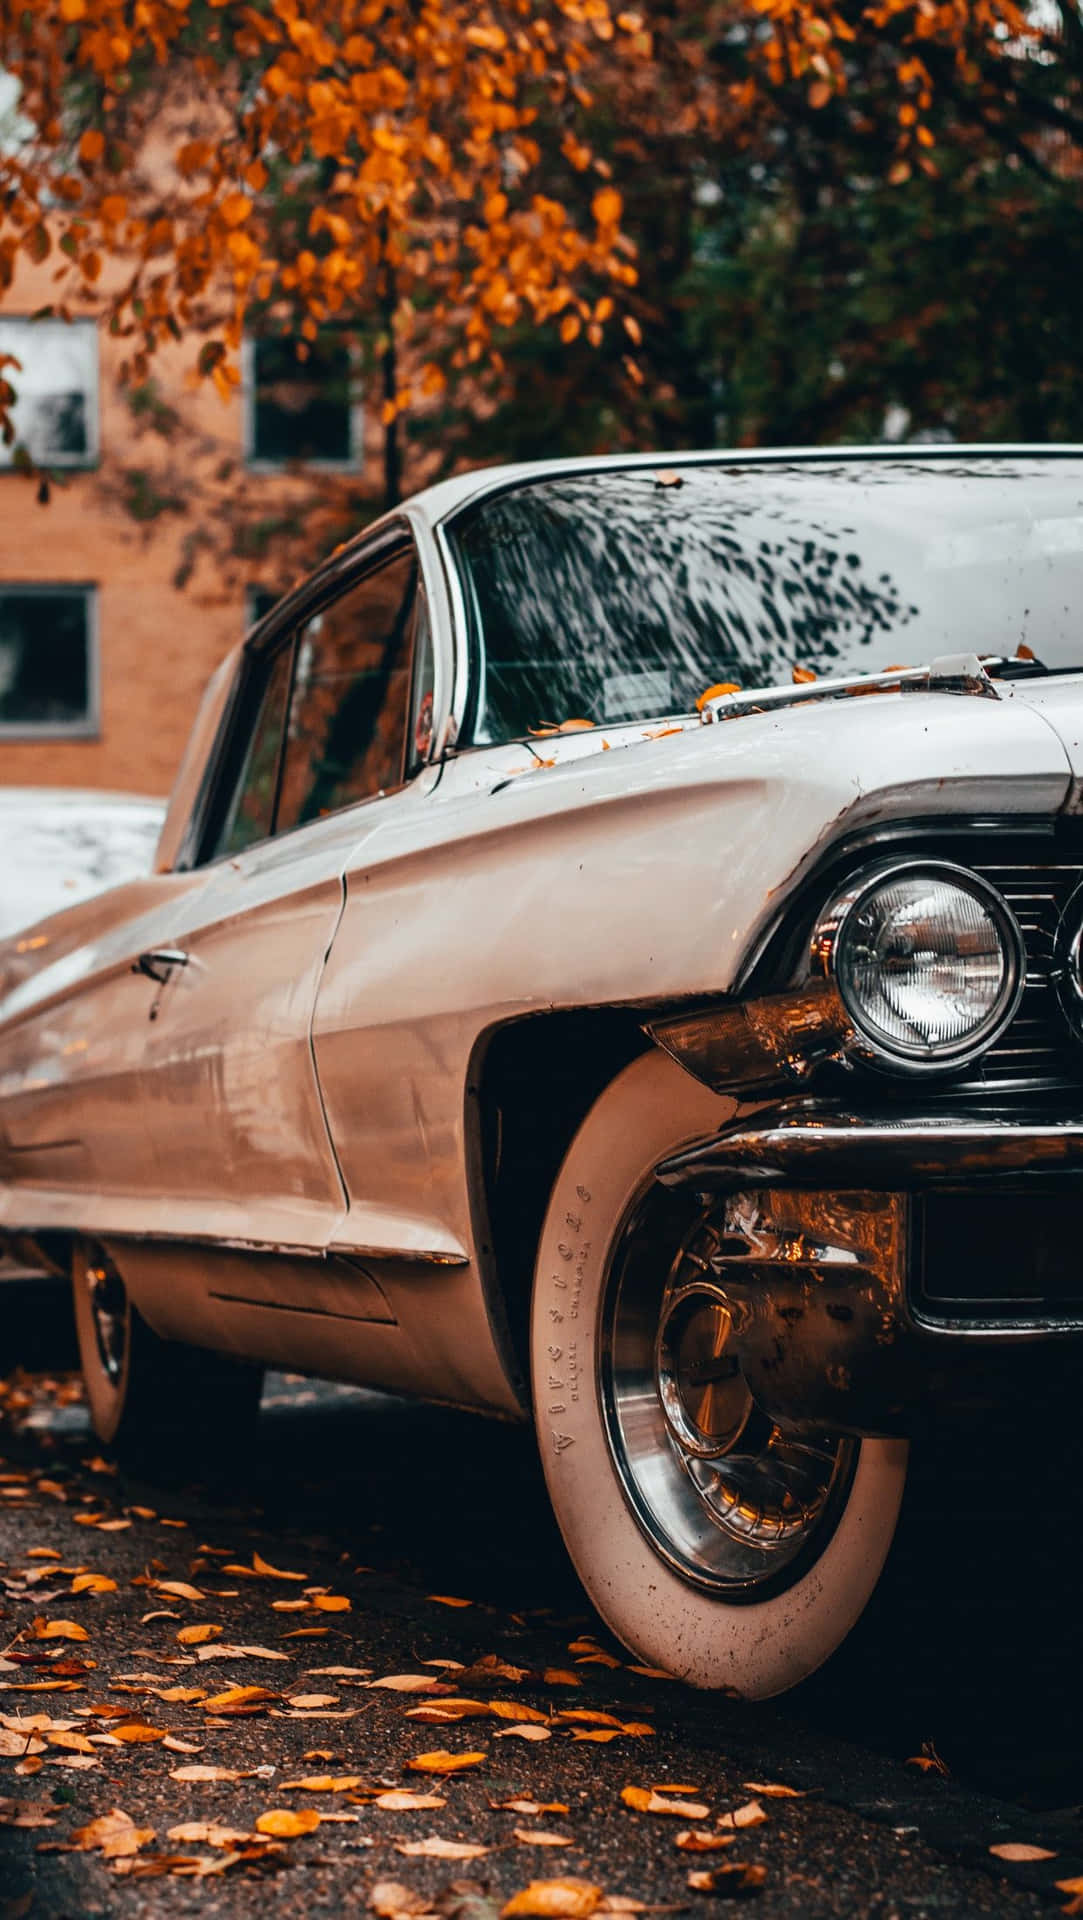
1,1307,1081,1918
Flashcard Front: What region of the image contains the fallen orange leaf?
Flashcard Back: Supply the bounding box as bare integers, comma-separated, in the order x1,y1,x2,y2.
989,1843,1057,1862
396,1837,489,1859
716,1800,767,1831
687,1864,767,1896
621,1787,708,1819
73,1808,155,1859
26,1619,88,1643
502,1880,602,1919
281,1774,364,1793
255,1807,321,1838
405,1750,488,1775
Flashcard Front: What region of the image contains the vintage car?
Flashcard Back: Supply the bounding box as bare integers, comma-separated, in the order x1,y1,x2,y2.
2,447,1082,1696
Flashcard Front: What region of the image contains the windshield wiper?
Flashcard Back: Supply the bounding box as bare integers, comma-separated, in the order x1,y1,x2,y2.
699,652,1001,726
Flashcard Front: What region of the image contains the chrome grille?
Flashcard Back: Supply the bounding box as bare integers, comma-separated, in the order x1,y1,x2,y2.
964,860,1081,1089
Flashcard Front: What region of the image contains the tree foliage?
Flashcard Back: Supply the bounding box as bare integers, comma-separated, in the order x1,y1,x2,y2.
0,0,1077,516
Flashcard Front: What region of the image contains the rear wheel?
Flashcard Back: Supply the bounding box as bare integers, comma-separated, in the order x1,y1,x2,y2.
531,1051,907,1697
73,1238,263,1468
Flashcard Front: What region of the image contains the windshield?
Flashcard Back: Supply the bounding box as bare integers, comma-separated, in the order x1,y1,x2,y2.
449,456,1083,744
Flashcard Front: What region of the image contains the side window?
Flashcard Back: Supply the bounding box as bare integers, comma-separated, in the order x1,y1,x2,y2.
212,643,293,858
276,548,417,834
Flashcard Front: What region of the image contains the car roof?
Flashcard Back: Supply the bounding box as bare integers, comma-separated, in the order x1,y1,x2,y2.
0,788,164,813
402,442,1083,531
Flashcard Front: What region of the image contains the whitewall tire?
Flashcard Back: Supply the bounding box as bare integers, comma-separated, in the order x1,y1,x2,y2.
530,1050,908,1698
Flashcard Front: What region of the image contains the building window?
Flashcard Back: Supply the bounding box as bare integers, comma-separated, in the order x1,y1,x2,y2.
243,333,361,469
0,318,98,469
0,586,97,735
245,586,280,631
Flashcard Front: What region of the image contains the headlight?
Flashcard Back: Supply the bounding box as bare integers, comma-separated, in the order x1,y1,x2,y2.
814,861,1024,1068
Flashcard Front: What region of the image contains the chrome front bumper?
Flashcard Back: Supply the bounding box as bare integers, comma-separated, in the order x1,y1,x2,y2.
653,1102,1083,1438
656,1102,1083,1191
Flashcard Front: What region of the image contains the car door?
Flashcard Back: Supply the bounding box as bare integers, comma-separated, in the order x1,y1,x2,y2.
126,534,431,1256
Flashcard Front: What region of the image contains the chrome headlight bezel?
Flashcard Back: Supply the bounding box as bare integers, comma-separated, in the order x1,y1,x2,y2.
810,858,1026,1074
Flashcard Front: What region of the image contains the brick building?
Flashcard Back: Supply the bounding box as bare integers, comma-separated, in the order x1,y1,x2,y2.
0,263,375,798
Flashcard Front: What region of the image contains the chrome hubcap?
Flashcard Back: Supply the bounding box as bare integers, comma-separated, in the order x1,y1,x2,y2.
85,1249,127,1385
602,1192,856,1597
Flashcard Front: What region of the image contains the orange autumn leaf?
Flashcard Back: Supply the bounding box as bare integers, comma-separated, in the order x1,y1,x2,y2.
252,1552,307,1581
201,1686,279,1714
73,1808,155,1858
621,1786,709,1818
280,1775,364,1792
405,1749,488,1774
255,1807,321,1838
501,1880,603,1919
177,1624,222,1645
26,1619,88,1642
70,1574,117,1595
396,1837,490,1859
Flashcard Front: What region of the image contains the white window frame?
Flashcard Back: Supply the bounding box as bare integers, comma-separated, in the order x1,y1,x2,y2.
0,582,100,738
0,316,100,470
241,332,364,473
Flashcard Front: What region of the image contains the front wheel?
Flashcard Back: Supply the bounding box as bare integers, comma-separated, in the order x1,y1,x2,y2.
530,1051,907,1698
73,1238,263,1468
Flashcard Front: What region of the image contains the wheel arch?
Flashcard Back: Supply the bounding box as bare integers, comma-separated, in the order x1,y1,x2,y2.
468,1007,651,1401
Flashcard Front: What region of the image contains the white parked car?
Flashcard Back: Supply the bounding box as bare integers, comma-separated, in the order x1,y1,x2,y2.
1,448,1082,1696
0,789,166,939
